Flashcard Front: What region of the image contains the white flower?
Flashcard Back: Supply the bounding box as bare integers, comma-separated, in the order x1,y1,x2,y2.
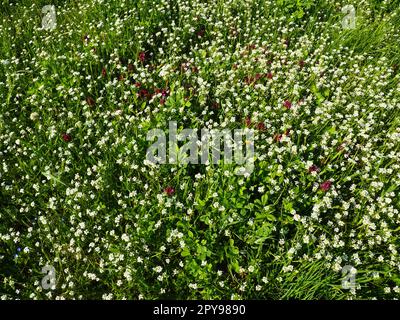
30,112,39,121
153,266,163,273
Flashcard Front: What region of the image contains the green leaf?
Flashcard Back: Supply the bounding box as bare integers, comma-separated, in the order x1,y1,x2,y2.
296,9,304,19
230,259,240,273
181,248,190,257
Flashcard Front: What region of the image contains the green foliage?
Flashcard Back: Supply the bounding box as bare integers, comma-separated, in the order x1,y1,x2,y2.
0,0,399,300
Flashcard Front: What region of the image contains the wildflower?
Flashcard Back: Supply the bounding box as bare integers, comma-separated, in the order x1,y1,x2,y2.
211,102,220,110
153,266,163,273
30,112,39,121
283,100,292,109
308,165,320,173
62,133,72,142
245,116,252,127
257,122,266,131
196,26,205,37
86,96,95,106
164,186,175,196
161,89,169,97
138,89,150,99
138,51,146,62
320,180,332,192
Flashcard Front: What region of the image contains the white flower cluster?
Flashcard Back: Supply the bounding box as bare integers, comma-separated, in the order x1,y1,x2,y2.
0,0,399,300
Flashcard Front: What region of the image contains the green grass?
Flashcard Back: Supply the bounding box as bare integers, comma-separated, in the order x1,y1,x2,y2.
0,0,399,300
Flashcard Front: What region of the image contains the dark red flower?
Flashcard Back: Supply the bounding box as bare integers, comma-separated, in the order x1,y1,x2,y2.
161,89,169,97
211,102,220,110
138,51,146,62
245,116,252,127
257,122,266,131
62,133,72,142
101,67,107,77
155,88,162,94
196,28,205,37
86,96,95,106
320,181,332,192
308,165,319,173
138,89,149,99
134,82,141,88
266,72,273,79
160,98,166,105
128,63,135,73
284,100,292,109
298,59,305,68
164,186,175,196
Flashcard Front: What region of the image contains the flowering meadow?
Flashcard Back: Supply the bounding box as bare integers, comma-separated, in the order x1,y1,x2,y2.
0,0,400,300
